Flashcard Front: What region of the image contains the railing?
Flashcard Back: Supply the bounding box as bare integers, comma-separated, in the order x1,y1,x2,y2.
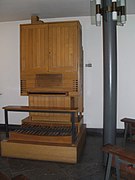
3,105,79,143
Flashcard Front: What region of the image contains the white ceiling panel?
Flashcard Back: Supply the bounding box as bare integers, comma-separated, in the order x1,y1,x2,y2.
0,0,134,22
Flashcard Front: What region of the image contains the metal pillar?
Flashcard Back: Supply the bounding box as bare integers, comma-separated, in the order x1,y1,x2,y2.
103,0,117,146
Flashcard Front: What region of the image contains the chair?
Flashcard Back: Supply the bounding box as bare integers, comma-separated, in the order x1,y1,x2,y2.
102,144,135,180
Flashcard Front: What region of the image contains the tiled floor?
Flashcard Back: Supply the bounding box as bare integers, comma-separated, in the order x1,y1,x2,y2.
0,133,135,180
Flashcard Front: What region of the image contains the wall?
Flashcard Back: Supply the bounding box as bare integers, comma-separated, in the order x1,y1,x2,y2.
0,20,29,124
0,15,134,128
117,15,135,128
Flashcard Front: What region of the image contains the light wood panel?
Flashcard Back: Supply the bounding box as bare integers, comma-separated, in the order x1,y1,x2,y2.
9,132,72,144
29,93,75,121
48,22,78,72
1,140,76,163
20,24,49,73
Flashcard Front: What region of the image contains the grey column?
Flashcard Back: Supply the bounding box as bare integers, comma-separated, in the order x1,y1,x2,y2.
102,0,117,146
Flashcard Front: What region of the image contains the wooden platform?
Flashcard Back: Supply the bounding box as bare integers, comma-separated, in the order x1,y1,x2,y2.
1,125,86,164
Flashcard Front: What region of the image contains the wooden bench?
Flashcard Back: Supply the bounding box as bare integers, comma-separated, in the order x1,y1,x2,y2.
121,118,135,144
102,144,135,180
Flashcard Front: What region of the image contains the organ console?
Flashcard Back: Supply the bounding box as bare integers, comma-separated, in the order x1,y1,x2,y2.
1,19,86,163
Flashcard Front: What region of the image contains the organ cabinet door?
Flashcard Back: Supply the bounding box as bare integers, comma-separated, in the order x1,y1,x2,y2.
48,22,80,72
20,24,49,73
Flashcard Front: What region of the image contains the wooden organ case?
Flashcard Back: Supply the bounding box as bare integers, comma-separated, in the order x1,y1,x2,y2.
1,20,86,163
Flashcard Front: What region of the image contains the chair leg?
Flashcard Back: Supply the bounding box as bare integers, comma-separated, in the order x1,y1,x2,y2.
123,123,128,145
115,155,120,180
104,153,113,180
129,124,133,142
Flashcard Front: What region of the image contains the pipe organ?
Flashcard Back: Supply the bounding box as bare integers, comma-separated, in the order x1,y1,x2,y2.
1,20,86,163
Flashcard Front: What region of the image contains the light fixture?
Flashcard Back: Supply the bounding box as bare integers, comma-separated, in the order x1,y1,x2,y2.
117,0,126,25
90,0,126,26
112,0,117,21
96,0,102,26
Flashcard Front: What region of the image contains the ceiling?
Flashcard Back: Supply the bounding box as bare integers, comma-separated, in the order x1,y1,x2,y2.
0,0,135,22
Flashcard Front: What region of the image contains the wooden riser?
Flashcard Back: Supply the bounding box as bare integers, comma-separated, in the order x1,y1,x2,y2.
21,116,83,134
1,125,86,164
29,93,78,122
1,141,77,163
9,132,72,144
